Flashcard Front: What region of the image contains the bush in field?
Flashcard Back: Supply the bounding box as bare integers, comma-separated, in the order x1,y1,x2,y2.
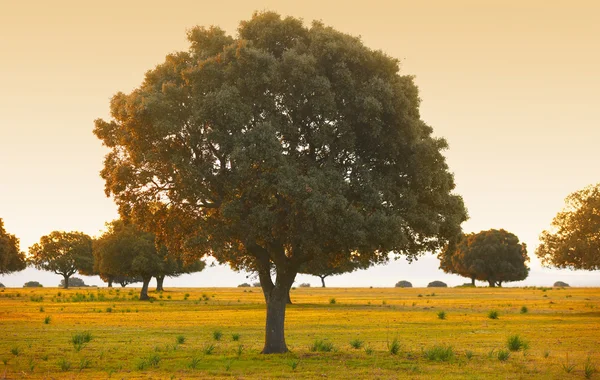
424,345,454,361
252,282,261,287
395,280,412,288
238,283,251,287
427,281,447,288
23,281,43,288
299,283,311,288
0,283,4,288
58,277,88,288
553,281,569,287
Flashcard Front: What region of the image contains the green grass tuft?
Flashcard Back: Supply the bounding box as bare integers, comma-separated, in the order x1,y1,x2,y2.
310,339,335,352
488,310,499,319
350,338,363,349
424,345,454,362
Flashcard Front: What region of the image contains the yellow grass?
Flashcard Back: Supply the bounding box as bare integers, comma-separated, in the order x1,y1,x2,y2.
0,286,598,379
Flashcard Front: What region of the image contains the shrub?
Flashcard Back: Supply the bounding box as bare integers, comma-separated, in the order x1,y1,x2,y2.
488,310,499,319
44,316,51,324
497,349,510,361
364,346,374,355
203,344,215,355
427,281,447,288
58,357,71,371
520,306,528,314
237,283,251,287
424,345,454,361
58,277,88,288
437,311,446,320
23,281,43,288
299,283,311,287
310,339,334,352
388,338,400,355
188,357,201,369
176,335,185,344
350,339,363,349
507,335,528,351
72,331,92,351
465,350,473,360
395,280,412,288
288,359,299,370
213,330,223,341
329,298,336,304
232,333,240,341
553,281,569,287
10,347,20,356
455,283,475,288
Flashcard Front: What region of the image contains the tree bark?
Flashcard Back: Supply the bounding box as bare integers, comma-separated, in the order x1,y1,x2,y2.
488,280,496,287
156,276,165,292
497,281,503,287
139,276,151,300
107,279,113,288
471,277,475,286
320,276,326,288
286,289,292,305
262,284,292,353
63,274,70,289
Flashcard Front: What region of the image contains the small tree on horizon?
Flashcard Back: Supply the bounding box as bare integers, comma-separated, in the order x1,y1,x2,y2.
58,277,88,288
0,218,26,276
438,229,529,287
29,231,93,289
536,183,600,271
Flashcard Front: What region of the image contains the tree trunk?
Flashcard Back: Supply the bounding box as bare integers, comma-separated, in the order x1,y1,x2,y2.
63,274,70,289
471,277,475,286
286,289,292,305
139,276,151,300
107,279,113,288
488,280,496,287
497,281,503,287
156,276,165,292
262,284,291,354
320,276,326,288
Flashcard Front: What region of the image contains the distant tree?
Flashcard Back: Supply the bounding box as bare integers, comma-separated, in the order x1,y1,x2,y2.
0,283,4,288
113,275,142,288
58,277,88,288
0,218,26,275
300,255,369,287
252,282,261,287
29,231,93,289
427,280,447,288
395,280,412,288
23,281,43,288
553,281,569,287
438,229,529,287
536,184,600,271
298,283,311,288
93,12,467,353
154,253,206,292
238,283,251,287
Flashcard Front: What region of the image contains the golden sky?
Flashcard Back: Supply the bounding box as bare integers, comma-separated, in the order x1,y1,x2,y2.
1,0,598,286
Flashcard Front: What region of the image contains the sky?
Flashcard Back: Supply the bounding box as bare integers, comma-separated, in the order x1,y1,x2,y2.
1,0,598,288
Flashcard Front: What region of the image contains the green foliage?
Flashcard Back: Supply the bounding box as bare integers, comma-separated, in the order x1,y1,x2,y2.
288,359,299,370
350,339,363,349
497,349,510,361
58,357,71,371
465,350,473,360
439,229,529,287
30,295,44,302
176,335,185,344
10,347,19,356
520,305,528,314
329,298,336,304
44,316,51,324
562,354,576,373
94,12,466,353
231,333,240,341
427,281,447,288
395,280,412,288
188,357,201,369
236,344,244,356
212,330,222,341
543,350,550,358
310,339,335,352
424,345,454,362
79,357,91,371
488,310,499,319
23,281,43,288
507,335,528,351
72,331,92,351
0,218,26,275
58,277,88,288
537,184,600,271
29,231,94,288
437,311,446,320
584,357,596,379
364,346,374,355
203,344,215,355
388,338,400,355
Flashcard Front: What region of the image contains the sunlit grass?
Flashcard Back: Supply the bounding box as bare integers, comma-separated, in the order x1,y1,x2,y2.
0,286,598,378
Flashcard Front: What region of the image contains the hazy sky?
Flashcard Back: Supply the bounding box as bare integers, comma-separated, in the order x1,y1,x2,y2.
1,1,598,287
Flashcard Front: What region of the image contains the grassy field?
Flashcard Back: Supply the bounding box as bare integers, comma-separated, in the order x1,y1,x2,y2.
0,286,598,379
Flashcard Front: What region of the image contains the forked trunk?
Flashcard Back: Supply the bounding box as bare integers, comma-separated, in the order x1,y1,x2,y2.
139,276,151,300
262,285,290,354
320,276,326,288
156,276,165,292
488,280,496,287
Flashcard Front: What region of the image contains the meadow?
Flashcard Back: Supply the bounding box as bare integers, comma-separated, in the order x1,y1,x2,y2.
0,286,598,379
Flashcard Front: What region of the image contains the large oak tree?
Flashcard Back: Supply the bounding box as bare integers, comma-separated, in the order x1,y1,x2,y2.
0,218,26,275
29,231,94,289
536,183,600,270
438,229,529,287
94,12,467,353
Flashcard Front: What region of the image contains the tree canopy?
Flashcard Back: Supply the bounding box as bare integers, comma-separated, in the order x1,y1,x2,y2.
29,231,93,289
536,183,600,270
58,277,89,288
94,12,467,353
0,218,26,275
94,220,205,298
438,229,529,287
